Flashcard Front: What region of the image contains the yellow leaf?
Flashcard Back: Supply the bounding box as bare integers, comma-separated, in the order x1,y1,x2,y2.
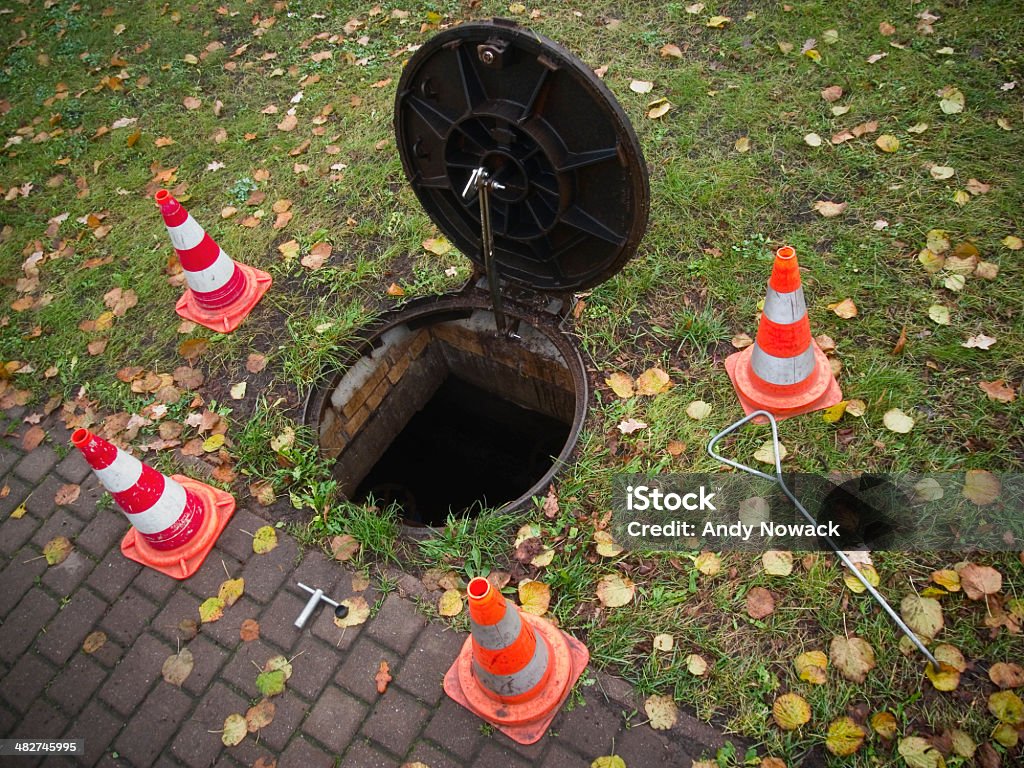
685,654,708,676
772,693,811,730
629,80,654,94
635,367,671,395
518,579,551,615
827,298,858,318
931,570,961,592
871,711,898,739
202,433,225,452
843,564,880,594
825,716,866,756
754,440,787,465
925,660,961,691
438,589,463,617
794,651,828,684
644,694,678,729
605,372,634,399
222,712,247,747
422,236,452,256
962,470,1000,505
845,399,866,417
591,756,626,768
883,408,915,434
988,690,1024,724
898,736,944,768
1001,235,1023,250
218,577,245,606
596,573,635,607
10,501,26,519
252,525,278,554
813,200,847,218
804,49,821,62
927,304,950,325
821,401,848,423
199,596,225,623
734,136,751,153
695,551,721,576
762,550,794,576
875,134,900,152
660,43,683,59
930,165,955,180
334,596,370,627
593,530,623,557
686,400,712,420
706,15,731,28
900,594,944,639
647,99,673,119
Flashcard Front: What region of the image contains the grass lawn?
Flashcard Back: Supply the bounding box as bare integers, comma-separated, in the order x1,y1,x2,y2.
1,0,1022,765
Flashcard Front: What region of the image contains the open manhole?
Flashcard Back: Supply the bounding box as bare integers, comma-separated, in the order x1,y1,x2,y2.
306,19,649,528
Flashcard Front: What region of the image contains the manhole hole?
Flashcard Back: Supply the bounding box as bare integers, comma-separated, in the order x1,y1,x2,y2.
306,19,649,528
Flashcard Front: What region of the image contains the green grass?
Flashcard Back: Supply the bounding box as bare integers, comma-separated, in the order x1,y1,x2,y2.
2,1,1023,765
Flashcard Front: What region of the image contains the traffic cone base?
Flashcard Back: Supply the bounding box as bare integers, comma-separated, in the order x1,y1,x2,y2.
725,341,842,422
444,611,589,745
175,260,272,333
120,475,235,579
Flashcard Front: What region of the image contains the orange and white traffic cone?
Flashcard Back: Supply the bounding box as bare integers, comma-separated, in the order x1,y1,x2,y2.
443,577,589,745
155,189,272,333
71,428,235,579
725,245,842,420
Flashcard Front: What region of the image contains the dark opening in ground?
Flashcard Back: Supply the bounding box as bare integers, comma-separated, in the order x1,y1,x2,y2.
354,376,571,526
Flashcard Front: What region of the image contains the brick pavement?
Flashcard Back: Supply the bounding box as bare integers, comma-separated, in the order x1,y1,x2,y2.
0,416,726,767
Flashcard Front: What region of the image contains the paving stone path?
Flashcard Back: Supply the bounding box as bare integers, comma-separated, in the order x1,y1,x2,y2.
0,413,726,767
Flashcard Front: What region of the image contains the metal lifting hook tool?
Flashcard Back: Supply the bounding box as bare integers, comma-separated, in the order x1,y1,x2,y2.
707,410,939,668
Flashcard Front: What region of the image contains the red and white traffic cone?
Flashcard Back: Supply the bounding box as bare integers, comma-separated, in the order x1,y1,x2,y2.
155,189,272,333
725,245,842,420
72,429,235,579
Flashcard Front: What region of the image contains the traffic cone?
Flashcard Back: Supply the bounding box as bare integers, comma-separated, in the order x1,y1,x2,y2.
725,245,842,420
155,189,271,333
71,428,235,580
443,577,589,745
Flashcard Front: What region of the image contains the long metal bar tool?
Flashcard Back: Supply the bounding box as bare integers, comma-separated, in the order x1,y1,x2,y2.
707,409,939,668
463,167,511,336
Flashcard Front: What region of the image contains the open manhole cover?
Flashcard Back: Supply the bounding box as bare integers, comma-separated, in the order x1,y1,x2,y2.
306,19,649,529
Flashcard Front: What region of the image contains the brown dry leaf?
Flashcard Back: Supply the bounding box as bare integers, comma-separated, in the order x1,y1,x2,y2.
644,694,678,730
54,483,81,505
178,338,210,360
762,550,794,576
301,242,331,270
246,353,268,373
249,481,275,507
276,114,297,131
246,699,276,732
82,630,107,654
958,563,1002,600
375,660,392,694
979,380,1016,403
813,200,848,218
696,551,722,576
635,367,671,396
830,635,876,683
660,43,683,59
161,648,194,686
795,650,828,684
542,484,559,519
990,662,1024,689
22,425,46,451
239,618,260,642
821,85,843,102
334,596,370,628
962,470,1000,505
330,534,361,562
900,595,944,639
879,21,896,36
87,339,108,356
386,283,405,297
746,586,775,619
732,333,753,349
183,96,202,110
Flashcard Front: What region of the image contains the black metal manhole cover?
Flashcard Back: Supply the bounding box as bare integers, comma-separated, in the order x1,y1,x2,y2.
394,19,650,292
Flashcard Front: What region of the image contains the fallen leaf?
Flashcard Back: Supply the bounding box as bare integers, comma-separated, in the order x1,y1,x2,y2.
82,630,107,654
898,736,944,768
686,654,708,676
617,418,647,435
732,333,753,349
754,440,788,465
930,165,955,180
276,114,297,132
647,99,673,120
596,574,635,607
962,470,1001,505
183,96,202,110
518,579,551,615
830,636,876,682
820,85,843,102
635,367,670,396
375,660,392,694
386,283,405,297
988,690,1024,724
605,372,634,399
43,536,72,565
199,596,225,623
334,596,370,627
734,136,751,153
330,534,360,561
866,52,887,64
438,589,463,617
795,650,828,684
762,550,794,576
54,483,80,505
876,134,900,152
843,564,880,594
246,699,275,732
240,619,260,641
879,21,896,36
706,15,731,29
22,425,46,451
629,80,654,94
1002,235,1023,250
695,551,721,576
826,716,866,756
246,353,268,373
990,662,1024,689
222,713,247,747
229,382,247,400
939,87,965,114
685,400,712,421
645,694,678,729
218,577,245,606
161,648,194,686
978,380,1016,403
813,200,847,218
900,594,943,639
871,711,897,739
883,408,914,434
591,757,626,768
958,563,1002,599
255,669,286,698
828,298,858,319
746,586,775,619
660,43,683,59
653,634,673,652
804,133,823,147
773,693,811,730
253,526,278,554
